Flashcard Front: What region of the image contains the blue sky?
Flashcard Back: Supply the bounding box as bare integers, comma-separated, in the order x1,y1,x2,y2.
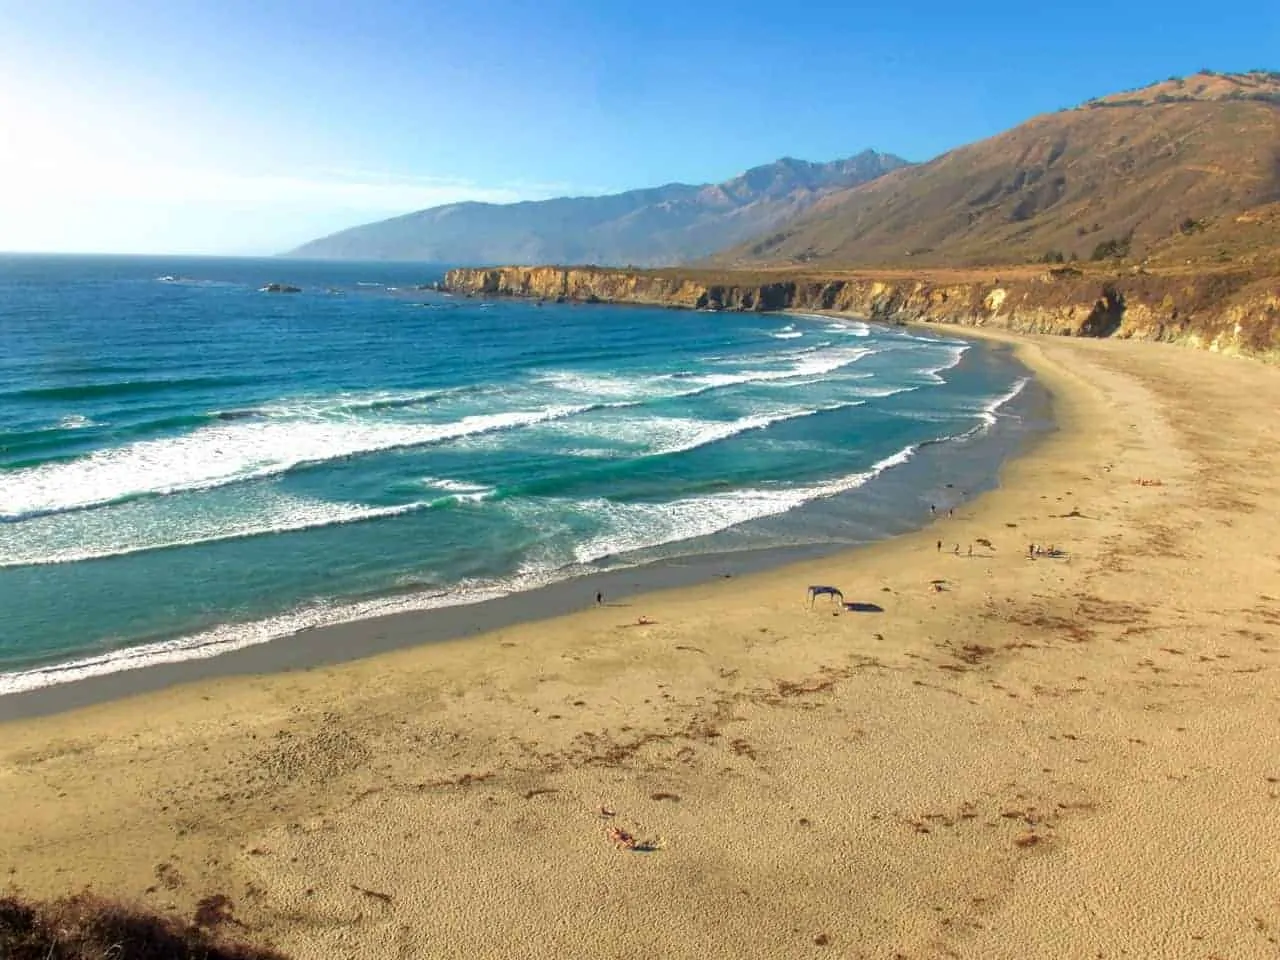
1,0,1276,255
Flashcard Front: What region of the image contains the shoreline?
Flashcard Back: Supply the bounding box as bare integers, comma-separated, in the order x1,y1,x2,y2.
5,326,1279,957
0,319,1048,721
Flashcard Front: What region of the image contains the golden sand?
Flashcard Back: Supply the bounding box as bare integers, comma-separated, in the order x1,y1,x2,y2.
2,329,1278,958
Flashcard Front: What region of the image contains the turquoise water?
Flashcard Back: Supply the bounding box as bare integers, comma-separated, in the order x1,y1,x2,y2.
0,255,1032,693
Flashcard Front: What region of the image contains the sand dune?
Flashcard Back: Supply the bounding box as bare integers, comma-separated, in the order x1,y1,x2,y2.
2,327,1278,958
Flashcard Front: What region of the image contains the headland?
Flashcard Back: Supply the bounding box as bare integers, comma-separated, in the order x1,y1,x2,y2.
442,263,1280,360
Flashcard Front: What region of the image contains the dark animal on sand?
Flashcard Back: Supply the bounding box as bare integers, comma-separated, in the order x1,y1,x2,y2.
807,585,844,606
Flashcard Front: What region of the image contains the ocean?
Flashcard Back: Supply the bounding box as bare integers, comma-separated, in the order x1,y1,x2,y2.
0,254,1046,695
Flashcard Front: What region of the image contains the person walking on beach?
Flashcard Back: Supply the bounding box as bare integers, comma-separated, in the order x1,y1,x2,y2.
595,591,603,606
967,544,973,558
936,539,943,552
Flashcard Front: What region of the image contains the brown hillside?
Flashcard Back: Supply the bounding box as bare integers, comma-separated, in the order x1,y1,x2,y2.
717,71,1280,270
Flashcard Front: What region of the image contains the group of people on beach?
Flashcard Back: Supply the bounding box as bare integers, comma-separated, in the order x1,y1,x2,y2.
936,540,974,557
1027,543,1062,558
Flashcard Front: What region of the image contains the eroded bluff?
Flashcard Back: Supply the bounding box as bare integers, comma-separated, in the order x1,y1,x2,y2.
443,266,1280,361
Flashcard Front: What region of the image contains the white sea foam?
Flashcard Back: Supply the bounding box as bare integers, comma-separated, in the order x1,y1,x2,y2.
702,341,831,363
825,322,872,337
0,441,920,696
676,346,876,395
518,402,867,460
420,477,493,494
979,376,1030,426
57,414,95,429
784,312,873,336
899,376,1031,445
850,385,918,399
0,563,567,697
550,411,786,457
418,477,496,503
254,386,466,418
0,404,587,520
0,493,456,569
539,344,878,406
536,370,669,400
568,444,918,565
916,343,969,382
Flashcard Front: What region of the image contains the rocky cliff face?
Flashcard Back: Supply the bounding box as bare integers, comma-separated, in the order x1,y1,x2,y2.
443,265,1280,361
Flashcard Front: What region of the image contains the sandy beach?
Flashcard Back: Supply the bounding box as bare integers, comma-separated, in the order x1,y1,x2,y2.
2,326,1278,958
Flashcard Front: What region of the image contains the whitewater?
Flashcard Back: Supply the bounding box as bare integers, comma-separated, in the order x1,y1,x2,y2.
0,255,1044,694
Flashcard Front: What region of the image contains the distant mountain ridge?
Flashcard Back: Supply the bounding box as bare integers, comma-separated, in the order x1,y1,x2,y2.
284,151,908,266
715,70,1280,270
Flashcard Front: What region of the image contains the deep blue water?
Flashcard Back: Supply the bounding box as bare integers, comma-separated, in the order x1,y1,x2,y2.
0,254,1034,693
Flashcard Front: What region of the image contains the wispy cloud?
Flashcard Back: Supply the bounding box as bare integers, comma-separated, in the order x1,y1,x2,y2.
0,159,572,212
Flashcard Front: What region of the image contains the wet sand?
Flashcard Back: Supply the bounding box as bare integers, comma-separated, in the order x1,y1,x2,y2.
2,327,1279,958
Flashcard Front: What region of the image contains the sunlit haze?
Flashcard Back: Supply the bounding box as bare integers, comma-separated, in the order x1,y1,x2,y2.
1,0,1275,255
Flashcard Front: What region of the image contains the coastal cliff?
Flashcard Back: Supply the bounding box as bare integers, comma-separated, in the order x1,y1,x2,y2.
443,265,1280,361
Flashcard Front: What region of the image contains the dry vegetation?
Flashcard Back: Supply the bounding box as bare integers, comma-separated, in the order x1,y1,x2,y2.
0,892,286,960
713,71,1280,272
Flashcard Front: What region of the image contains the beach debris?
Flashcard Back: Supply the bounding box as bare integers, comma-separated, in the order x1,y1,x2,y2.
976,537,994,549
349,883,393,904
608,826,637,849
599,805,616,818
650,792,680,802
606,826,661,851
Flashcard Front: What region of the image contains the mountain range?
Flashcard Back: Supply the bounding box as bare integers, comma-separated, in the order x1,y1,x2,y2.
715,70,1280,270
291,71,1280,275
284,152,908,266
